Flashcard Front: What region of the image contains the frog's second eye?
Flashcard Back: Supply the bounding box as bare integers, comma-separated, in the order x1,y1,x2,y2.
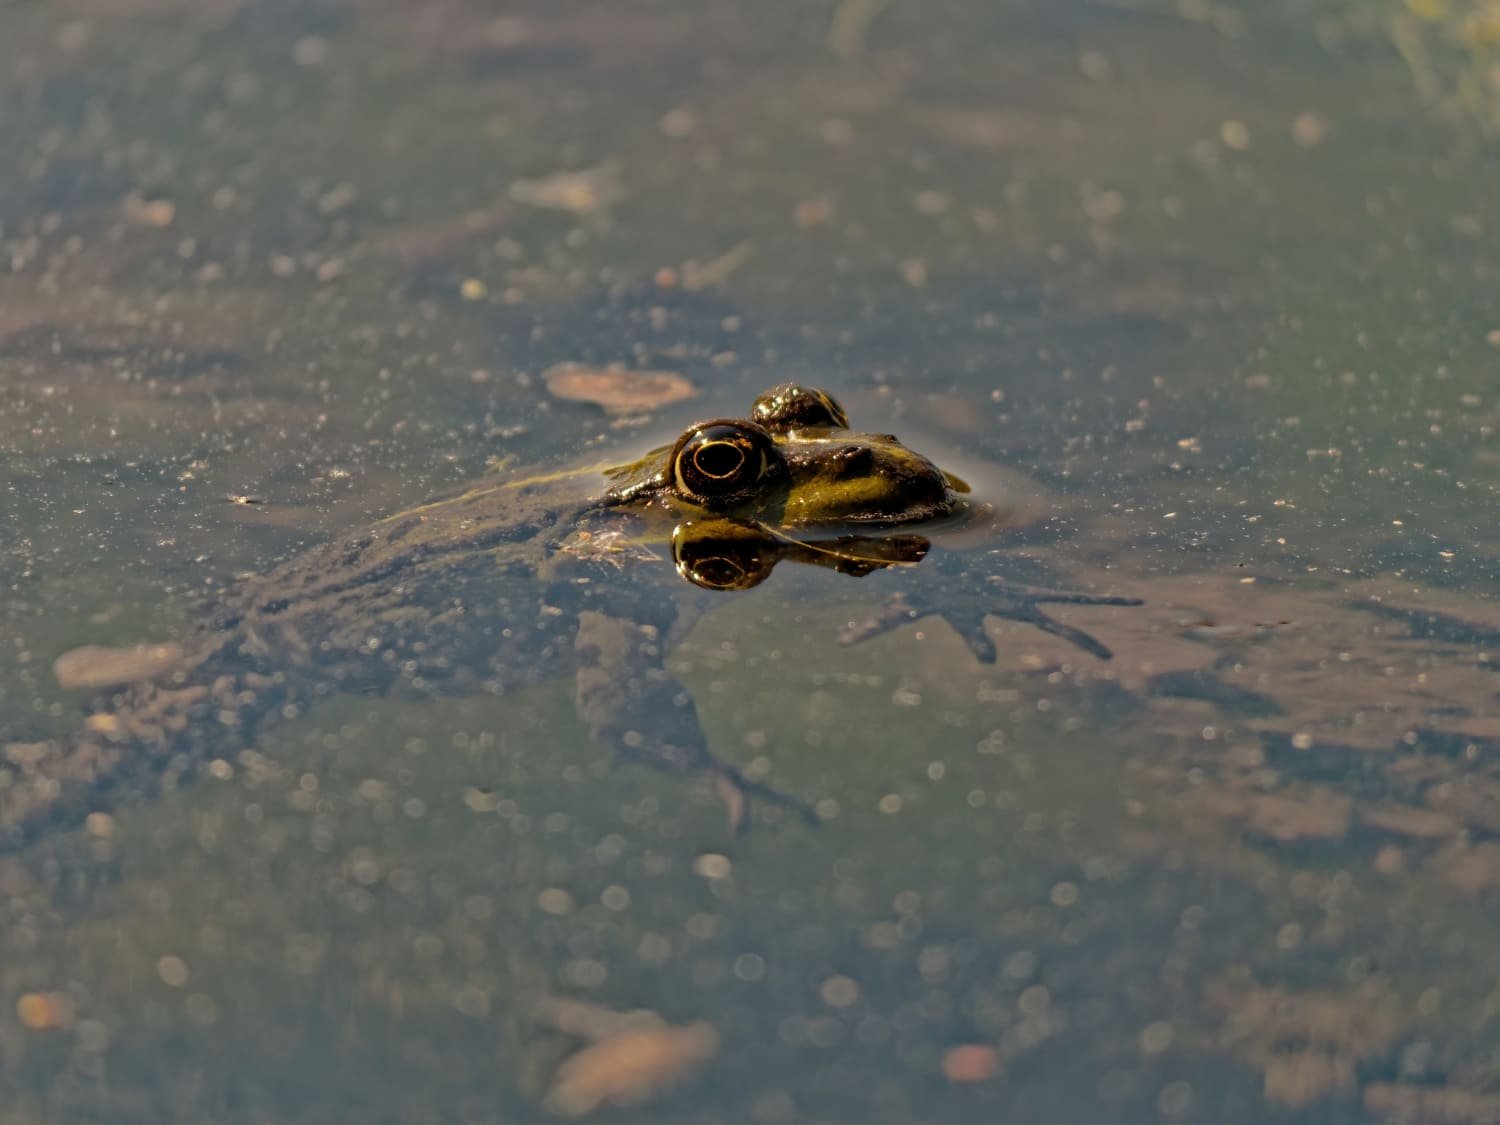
671,421,786,508
752,384,850,433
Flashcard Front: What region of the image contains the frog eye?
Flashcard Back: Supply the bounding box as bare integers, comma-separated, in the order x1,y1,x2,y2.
693,438,747,480
671,420,785,508
751,384,850,433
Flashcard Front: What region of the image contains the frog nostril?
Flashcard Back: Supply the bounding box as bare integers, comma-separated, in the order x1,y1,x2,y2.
832,445,872,477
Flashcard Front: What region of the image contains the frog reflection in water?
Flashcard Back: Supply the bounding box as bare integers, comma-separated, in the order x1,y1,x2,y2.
0,385,1139,843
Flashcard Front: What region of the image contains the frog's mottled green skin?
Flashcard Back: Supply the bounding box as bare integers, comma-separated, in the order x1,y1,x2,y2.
0,385,1137,844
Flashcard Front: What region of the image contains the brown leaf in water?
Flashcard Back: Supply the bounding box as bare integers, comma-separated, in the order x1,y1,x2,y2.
542,1021,720,1117
543,364,696,414
511,165,624,216
53,643,184,690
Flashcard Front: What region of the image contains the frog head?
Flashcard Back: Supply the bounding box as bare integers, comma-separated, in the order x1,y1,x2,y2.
601,383,968,530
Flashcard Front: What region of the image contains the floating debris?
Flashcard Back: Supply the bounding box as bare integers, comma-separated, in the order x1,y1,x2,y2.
54,643,184,690
121,192,176,228
510,164,623,215
16,992,73,1032
224,493,265,505
543,364,695,414
543,1021,720,1117
535,997,720,1118
85,713,123,736
942,1044,1002,1083
556,529,663,568
679,241,756,291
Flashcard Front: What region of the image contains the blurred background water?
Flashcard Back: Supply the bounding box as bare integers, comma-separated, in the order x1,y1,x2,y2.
4,1,1500,1121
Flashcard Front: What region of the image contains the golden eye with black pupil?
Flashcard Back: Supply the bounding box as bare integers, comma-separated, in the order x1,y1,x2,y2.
692,439,745,480
751,384,849,433
669,420,786,508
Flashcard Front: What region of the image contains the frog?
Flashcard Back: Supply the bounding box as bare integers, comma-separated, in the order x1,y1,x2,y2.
0,384,1140,845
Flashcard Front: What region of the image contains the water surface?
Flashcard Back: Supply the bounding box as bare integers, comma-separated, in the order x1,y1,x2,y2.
4,1,1500,1121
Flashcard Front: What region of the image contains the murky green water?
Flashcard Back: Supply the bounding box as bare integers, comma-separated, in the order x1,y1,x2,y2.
5,1,1500,1121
